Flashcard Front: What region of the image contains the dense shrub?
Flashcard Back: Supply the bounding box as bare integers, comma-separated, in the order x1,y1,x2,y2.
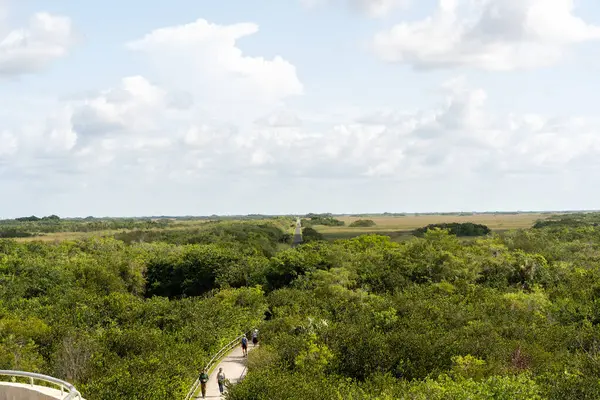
533,213,600,229
413,222,491,237
301,227,325,242
3,216,600,399
0,237,266,399
301,214,345,227
349,219,376,227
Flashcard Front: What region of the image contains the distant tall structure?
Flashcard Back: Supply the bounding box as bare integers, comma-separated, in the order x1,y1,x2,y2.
292,217,303,247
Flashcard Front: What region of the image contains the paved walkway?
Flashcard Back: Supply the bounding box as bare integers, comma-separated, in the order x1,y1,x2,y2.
292,217,302,246
196,343,257,399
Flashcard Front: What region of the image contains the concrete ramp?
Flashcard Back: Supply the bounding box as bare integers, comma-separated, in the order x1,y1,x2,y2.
0,371,82,400
0,382,84,400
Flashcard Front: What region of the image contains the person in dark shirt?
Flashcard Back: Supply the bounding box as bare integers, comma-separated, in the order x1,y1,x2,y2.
241,335,248,357
252,329,259,347
199,368,209,399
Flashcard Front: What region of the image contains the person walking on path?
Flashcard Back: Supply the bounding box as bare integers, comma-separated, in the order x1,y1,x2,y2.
217,367,226,395
241,335,248,357
252,329,259,347
199,368,209,399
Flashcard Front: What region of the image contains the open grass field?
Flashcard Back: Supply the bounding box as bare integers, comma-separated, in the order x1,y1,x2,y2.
11,224,210,243
13,230,119,243
314,213,550,241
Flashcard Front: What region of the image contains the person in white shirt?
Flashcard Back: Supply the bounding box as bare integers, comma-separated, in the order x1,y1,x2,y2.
217,367,226,395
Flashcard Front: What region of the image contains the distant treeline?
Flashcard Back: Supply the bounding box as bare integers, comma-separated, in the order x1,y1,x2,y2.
0,216,173,237
413,222,491,237
301,214,345,227
114,221,292,257
14,215,61,222
533,213,600,229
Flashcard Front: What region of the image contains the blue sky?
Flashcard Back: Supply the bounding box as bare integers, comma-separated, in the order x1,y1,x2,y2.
2,0,600,217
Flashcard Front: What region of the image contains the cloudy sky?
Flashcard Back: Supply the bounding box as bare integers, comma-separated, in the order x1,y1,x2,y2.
2,0,600,217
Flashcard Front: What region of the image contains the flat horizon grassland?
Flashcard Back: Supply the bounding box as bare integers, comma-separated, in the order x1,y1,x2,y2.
10,218,283,243
314,213,551,240
10,222,214,243
12,230,116,242
9,213,552,243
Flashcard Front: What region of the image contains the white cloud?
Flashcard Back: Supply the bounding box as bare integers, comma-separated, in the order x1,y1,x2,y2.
125,18,302,116
6,73,600,189
372,0,600,70
0,130,18,156
357,0,410,17
0,12,75,76
3,12,600,216
70,75,185,141
301,0,409,17
44,108,77,152
254,109,303,127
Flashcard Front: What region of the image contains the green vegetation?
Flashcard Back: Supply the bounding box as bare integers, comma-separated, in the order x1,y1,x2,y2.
114,221,292,257
301,213,345,227
301,227,325,243
0,236,267,399
533,213,600,229
349,219,376,228
229,225,600,399
2,213,600,399
15,215,61,222
0,216,172,238
413,222,491,237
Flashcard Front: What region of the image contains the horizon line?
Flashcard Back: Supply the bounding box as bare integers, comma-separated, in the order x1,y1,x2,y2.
3,209,599,221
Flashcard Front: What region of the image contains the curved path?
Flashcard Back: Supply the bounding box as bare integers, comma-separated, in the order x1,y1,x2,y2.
195,343,257,399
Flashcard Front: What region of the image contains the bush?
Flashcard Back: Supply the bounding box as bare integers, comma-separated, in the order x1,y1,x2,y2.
413,223,491,237
302,215,345,227
302,227,325,242
349,219,376,228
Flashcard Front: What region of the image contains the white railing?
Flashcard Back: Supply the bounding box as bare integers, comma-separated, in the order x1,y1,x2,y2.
183,330,253,400
0,370,82,399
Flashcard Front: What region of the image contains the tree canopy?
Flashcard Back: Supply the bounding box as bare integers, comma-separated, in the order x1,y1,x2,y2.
1,215,600,399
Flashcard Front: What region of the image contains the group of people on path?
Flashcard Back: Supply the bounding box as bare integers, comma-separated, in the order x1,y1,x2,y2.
198,329,259,398
198,367,227,399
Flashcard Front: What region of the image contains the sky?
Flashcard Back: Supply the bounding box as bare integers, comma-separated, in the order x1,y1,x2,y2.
2,0,600,217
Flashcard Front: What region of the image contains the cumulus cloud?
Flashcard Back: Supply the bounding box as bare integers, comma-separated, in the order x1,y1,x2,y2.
2,15,301,188
258,77,600,180
8,74,599,187
125,18,302,116
70,76,188,141
3,12,600,215
372,0,600,70
0,12,75,76
4,71,600,215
